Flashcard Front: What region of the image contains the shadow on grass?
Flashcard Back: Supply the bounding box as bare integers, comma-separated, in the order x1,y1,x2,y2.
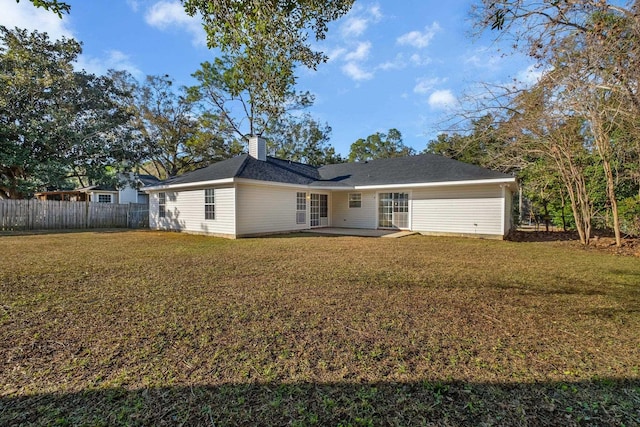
0,228,138,237
2,380,638,426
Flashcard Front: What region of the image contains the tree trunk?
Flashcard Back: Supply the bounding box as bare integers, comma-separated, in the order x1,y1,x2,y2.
591,114,622,247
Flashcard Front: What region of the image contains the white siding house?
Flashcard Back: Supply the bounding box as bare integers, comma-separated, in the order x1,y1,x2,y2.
149,185,236,237
411,184,505,237
236,183,309,236
145,136,516,239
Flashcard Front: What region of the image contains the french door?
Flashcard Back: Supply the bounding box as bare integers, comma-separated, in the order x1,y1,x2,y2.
378,192,409,229
310,193,328,227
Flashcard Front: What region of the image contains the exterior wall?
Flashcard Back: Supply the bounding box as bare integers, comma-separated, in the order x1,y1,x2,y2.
137,193,149,205
89,191,118,204
149,186,236,236
235,183,309,236
411,184,506,237
330,190,377,229
503,187,513,235
118,186,139,204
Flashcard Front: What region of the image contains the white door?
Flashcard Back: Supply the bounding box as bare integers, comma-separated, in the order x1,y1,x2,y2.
310,193,328,227
378,192,409,229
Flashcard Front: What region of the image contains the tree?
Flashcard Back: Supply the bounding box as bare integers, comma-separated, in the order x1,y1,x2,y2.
183,0,354,72
500,80,600,245
182,1,353,144
473,0,640,246
0,27,139,198
264,113,342,166
188,56,313,143
18,0,70,17
348,129,415,162
425,114,509,171
127,74,234,179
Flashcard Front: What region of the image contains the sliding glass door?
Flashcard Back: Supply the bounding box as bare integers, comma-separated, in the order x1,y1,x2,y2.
378,192,409,229
310,193,328,227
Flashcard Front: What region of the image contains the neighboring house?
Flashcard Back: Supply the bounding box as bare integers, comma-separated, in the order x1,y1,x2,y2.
144,137,516,239
35,174,160,204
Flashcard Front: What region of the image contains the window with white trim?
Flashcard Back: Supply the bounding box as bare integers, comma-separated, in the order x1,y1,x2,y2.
205,188,215,220
348,193,362,208
158,192,166,218
97,194,112,203
296,192,306,224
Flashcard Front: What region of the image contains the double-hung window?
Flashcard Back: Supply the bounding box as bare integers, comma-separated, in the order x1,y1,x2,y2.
158,192,166,218
296,192,306,224
205,189,215,220
349,193,362,208
97,194,112,203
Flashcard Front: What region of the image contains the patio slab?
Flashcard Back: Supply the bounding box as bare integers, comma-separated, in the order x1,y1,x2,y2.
301,228,418,238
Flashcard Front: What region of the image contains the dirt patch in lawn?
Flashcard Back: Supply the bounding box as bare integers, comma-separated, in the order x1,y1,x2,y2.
1,231,639,425
508,229,640,257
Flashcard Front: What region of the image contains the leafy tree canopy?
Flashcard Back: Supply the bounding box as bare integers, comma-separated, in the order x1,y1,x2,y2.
188,56,314,141
264,113,342,166
348,129,415,162
183,0,353,142
18,0,70,17
122,73,238,179
0,27,140,198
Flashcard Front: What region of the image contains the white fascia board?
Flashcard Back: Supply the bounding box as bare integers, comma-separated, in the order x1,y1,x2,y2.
353,177,516,191
234,178,350,191
143,177,235,192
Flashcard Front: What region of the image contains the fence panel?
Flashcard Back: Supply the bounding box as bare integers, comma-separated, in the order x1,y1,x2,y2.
0,200,149,231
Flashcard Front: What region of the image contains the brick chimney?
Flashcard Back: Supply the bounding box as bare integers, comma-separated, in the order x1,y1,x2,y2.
248,135,266,161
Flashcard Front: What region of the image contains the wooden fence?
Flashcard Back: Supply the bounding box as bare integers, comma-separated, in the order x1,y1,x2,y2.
0,200,148,231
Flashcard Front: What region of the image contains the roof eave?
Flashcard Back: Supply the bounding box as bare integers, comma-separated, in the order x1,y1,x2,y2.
353,177,517,190
143,177,236,192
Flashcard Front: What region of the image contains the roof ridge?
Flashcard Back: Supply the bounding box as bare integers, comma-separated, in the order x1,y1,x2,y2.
233,154,251,178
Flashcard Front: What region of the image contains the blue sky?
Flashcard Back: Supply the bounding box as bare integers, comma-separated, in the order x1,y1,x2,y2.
1,0,538,157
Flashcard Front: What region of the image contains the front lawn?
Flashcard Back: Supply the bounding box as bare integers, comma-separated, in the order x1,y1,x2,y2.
1,231,639,425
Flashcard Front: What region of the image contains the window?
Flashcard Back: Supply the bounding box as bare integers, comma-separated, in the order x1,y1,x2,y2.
296,192,306,224
158,192,166,218
205,188,215,220
348,193,362,208
97,194,112,203
378,192,409,229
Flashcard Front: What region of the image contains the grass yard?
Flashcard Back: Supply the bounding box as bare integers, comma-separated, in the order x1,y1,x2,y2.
1,230,639,426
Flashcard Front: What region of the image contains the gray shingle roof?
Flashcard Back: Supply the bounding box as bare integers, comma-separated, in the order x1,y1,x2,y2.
146,153,513,189
317,154,511,186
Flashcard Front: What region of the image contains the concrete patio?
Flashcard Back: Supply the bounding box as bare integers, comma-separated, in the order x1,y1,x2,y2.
301,227,418,238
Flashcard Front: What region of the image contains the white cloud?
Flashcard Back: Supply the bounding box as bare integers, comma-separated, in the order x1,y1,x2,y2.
368,4,383,21
428,89,457,109
0,0,74,42
397,22,441,49
339,3,384,38
76,50,143,79
126,0,141,12
344,41,371,62
341,17,368,37
377,53,407,71
410,53,432,67
342,62,374,81
464,47,502,70
413,77,447,94
517,64,546,86
326,47,347,62
329,4,383,82
145,1,206,46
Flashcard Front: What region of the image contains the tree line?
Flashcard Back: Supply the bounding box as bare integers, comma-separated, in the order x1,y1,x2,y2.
425,0,640,245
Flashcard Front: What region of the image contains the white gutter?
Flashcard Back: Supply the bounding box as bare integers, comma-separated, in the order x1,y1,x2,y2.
354,177,516,190
143,176,517,192
143,177,235,192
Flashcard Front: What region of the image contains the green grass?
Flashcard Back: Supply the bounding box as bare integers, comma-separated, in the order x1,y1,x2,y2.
1,230,639,425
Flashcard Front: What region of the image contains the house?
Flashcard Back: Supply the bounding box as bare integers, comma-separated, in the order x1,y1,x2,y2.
144,136,516,239
36,174,160,204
